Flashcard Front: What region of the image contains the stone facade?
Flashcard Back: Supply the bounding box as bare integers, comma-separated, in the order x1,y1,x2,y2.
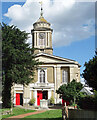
13,6,81,106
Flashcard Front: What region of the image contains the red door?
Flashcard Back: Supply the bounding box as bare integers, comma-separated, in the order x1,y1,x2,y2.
16,93,20,105
37,91,42,106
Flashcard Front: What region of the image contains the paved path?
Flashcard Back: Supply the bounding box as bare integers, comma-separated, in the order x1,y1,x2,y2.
3,110,47,120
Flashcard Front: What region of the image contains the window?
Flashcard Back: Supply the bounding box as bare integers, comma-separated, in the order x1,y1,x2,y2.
62,70,68,84
40,70,45,83
39,33,46,47
39,39,45,46
38,68,47,84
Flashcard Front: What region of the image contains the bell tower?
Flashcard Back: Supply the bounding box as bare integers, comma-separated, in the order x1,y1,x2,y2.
31,2,53,55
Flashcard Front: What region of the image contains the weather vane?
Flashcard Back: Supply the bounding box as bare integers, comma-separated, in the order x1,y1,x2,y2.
39,1,43,17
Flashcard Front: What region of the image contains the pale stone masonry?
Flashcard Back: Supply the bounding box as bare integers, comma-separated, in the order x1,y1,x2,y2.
13,5,81,106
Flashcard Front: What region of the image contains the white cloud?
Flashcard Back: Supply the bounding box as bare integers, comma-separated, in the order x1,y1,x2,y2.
4,0,95,47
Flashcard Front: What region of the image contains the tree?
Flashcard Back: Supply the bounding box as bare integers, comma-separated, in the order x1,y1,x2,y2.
2,23,39,108
56,79,83,104
82,55,97,90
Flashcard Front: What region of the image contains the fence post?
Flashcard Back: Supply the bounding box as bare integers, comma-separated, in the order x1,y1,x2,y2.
62,102,68,120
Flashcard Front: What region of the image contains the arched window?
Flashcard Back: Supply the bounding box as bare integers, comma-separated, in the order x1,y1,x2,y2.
62,70,68,84
40,70,45,83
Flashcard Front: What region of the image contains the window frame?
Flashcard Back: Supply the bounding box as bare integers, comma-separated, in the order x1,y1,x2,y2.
40,69,45,83
62,69,68,84
37,68,47,83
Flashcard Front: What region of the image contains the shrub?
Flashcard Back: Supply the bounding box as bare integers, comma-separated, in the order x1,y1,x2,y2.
29,98,35,105
78,95,96,110
94,90,97,99
94,90,97,108
50,96,54,105
76,92,87,103
56,79,83,104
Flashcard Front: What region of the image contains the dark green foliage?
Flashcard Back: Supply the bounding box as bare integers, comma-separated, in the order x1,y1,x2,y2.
2,23,39,108
78,95,96,110
94,90,97,99
56,79,83,104
77,90,97,110
82,55,97,90
94,90,97,109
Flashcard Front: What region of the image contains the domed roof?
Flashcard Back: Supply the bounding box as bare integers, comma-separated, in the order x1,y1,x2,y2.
37,17,48,23
33,2,50,26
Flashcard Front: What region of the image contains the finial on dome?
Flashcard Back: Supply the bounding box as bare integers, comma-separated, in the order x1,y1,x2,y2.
39,1,43,18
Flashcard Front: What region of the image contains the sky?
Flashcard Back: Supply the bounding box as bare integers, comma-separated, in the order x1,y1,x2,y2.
1,0,96,83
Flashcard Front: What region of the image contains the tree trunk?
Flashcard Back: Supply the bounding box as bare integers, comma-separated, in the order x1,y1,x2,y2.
2,77,12,108
74,96,76,105
10,85,14,114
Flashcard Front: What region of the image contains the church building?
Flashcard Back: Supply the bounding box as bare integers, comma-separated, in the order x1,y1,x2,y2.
13,4,81,106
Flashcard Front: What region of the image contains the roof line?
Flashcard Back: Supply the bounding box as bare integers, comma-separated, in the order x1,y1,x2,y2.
35,53,81,66
35,53,75,61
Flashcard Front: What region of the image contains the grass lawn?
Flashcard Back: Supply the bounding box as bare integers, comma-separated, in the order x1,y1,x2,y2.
0,108,11,112
21,109,62,120
2,107,36,119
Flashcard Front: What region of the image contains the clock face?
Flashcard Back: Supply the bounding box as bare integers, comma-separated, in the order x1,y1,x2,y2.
39,32,46,39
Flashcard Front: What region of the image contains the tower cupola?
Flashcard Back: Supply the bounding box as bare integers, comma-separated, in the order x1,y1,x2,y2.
31,2,53,55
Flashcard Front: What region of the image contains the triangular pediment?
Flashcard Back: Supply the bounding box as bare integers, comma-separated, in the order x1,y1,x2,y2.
35,53,80,65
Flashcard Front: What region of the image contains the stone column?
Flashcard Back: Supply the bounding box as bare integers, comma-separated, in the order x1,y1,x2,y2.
46,32,47,47
50,32,52,47
30,90,32,100
24,86,30,104
36,32,37,46
56,66,61,103
54,66,57,104
34,32,36,47
37,33,39,47
48,32,50,47
56,66,61,88
54,65,61,104
34,90,37,106
69,66,74,82
14,90,16,105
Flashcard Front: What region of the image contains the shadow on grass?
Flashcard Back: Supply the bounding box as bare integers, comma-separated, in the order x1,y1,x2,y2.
22,118,62,120
2,118,62,120
20,118,96,120
2,118,95,120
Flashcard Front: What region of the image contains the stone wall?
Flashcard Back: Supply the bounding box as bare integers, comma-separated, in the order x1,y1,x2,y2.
47,67,54,83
